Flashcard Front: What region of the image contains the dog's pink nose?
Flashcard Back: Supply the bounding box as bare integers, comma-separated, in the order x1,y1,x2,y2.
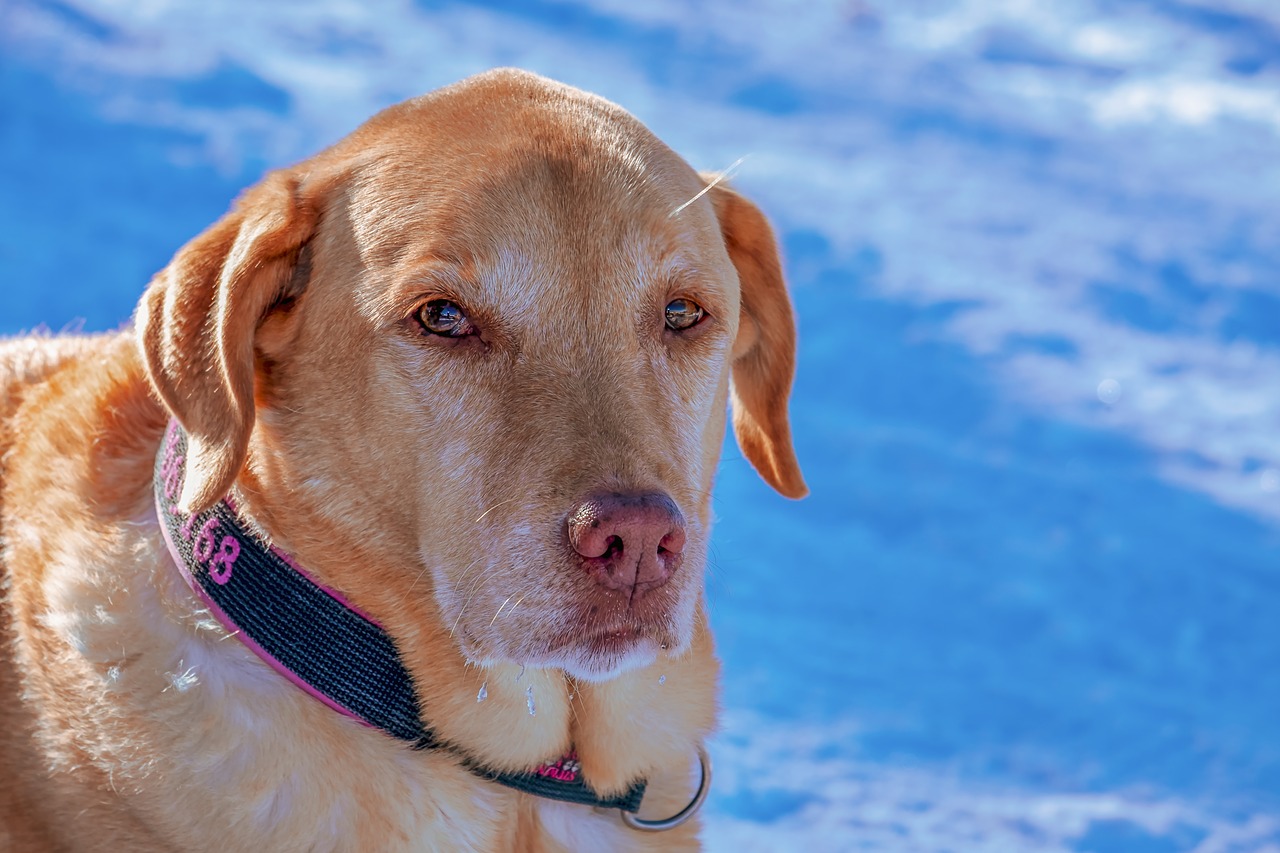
567,492,686,599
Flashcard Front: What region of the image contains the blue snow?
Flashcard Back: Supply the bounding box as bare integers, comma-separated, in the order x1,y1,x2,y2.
3,1,1278,848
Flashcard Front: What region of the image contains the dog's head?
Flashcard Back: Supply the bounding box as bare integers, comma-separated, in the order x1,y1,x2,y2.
137,69,805,683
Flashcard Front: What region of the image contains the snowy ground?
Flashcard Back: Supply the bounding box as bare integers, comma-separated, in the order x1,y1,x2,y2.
3,1,1279,850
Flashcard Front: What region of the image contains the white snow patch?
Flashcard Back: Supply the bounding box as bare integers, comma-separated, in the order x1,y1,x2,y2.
705,712,1280,852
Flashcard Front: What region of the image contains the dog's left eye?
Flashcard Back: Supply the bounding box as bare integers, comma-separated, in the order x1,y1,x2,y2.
418,299,476,337
664,298,706,332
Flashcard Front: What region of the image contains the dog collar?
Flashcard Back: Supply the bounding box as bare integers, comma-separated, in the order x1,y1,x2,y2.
152,421,664,816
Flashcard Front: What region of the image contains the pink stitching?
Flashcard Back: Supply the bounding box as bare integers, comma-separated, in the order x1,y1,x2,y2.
209,536,240,585
534,751,582,783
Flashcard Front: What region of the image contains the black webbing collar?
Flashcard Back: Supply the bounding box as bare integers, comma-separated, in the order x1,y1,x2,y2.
153,420,646,814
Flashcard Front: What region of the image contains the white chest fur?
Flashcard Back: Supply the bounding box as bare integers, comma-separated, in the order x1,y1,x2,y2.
31,516,511,852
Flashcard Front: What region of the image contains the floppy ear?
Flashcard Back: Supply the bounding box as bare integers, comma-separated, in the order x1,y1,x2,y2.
705,179,808,499
136,169,319,514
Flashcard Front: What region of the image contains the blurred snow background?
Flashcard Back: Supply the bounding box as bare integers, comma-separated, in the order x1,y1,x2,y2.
3,1,1278,849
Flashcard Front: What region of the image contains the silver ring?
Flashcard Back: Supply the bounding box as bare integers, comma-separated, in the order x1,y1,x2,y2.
620,745,712,832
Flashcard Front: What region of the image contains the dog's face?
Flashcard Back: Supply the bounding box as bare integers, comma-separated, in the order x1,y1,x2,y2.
138,70,805,682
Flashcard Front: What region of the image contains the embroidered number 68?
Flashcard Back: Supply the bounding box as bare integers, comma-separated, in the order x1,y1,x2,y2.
194,516,240,585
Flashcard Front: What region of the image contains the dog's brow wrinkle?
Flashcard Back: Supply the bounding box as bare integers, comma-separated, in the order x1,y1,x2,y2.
669,154,749,218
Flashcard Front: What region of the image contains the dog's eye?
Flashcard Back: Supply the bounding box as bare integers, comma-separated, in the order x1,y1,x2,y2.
418,299,475,337
664,298,705,332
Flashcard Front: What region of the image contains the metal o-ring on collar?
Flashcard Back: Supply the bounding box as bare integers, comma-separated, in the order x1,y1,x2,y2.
620,746,712,832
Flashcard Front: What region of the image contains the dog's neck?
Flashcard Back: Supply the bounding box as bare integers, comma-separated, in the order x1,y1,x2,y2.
153,420,717,811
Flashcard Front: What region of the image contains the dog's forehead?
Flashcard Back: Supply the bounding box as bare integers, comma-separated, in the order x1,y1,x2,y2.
332,75,726,276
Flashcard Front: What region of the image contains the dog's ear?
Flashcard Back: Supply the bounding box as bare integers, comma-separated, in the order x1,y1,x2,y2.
137,169,320,514
705,178,808,499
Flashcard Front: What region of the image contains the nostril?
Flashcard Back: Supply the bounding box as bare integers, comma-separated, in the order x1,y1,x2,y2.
658,527,686,558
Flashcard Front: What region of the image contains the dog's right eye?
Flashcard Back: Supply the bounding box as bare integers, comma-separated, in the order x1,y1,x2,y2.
417,299,476,338
664,298,706,332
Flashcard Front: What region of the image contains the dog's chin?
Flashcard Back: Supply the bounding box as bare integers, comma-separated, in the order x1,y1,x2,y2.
452,588,699,682
545,631,661,683
460,628,668,683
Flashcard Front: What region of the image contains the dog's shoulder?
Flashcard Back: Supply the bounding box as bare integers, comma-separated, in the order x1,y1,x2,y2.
2,332,165,511
0,334,107,427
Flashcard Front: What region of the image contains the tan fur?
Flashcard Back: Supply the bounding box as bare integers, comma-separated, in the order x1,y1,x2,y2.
0,69,804,852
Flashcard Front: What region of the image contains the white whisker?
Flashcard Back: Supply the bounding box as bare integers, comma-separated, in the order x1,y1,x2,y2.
669,155,748,217
474,497,521,524
488,595,514,627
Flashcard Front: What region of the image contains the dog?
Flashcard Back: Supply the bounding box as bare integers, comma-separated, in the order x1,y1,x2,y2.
0,69,806,852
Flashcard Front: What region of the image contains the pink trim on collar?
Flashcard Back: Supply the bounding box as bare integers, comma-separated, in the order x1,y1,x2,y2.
155,487,371,728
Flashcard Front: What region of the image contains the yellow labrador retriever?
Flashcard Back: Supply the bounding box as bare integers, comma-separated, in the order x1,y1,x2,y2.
0,69,805,852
